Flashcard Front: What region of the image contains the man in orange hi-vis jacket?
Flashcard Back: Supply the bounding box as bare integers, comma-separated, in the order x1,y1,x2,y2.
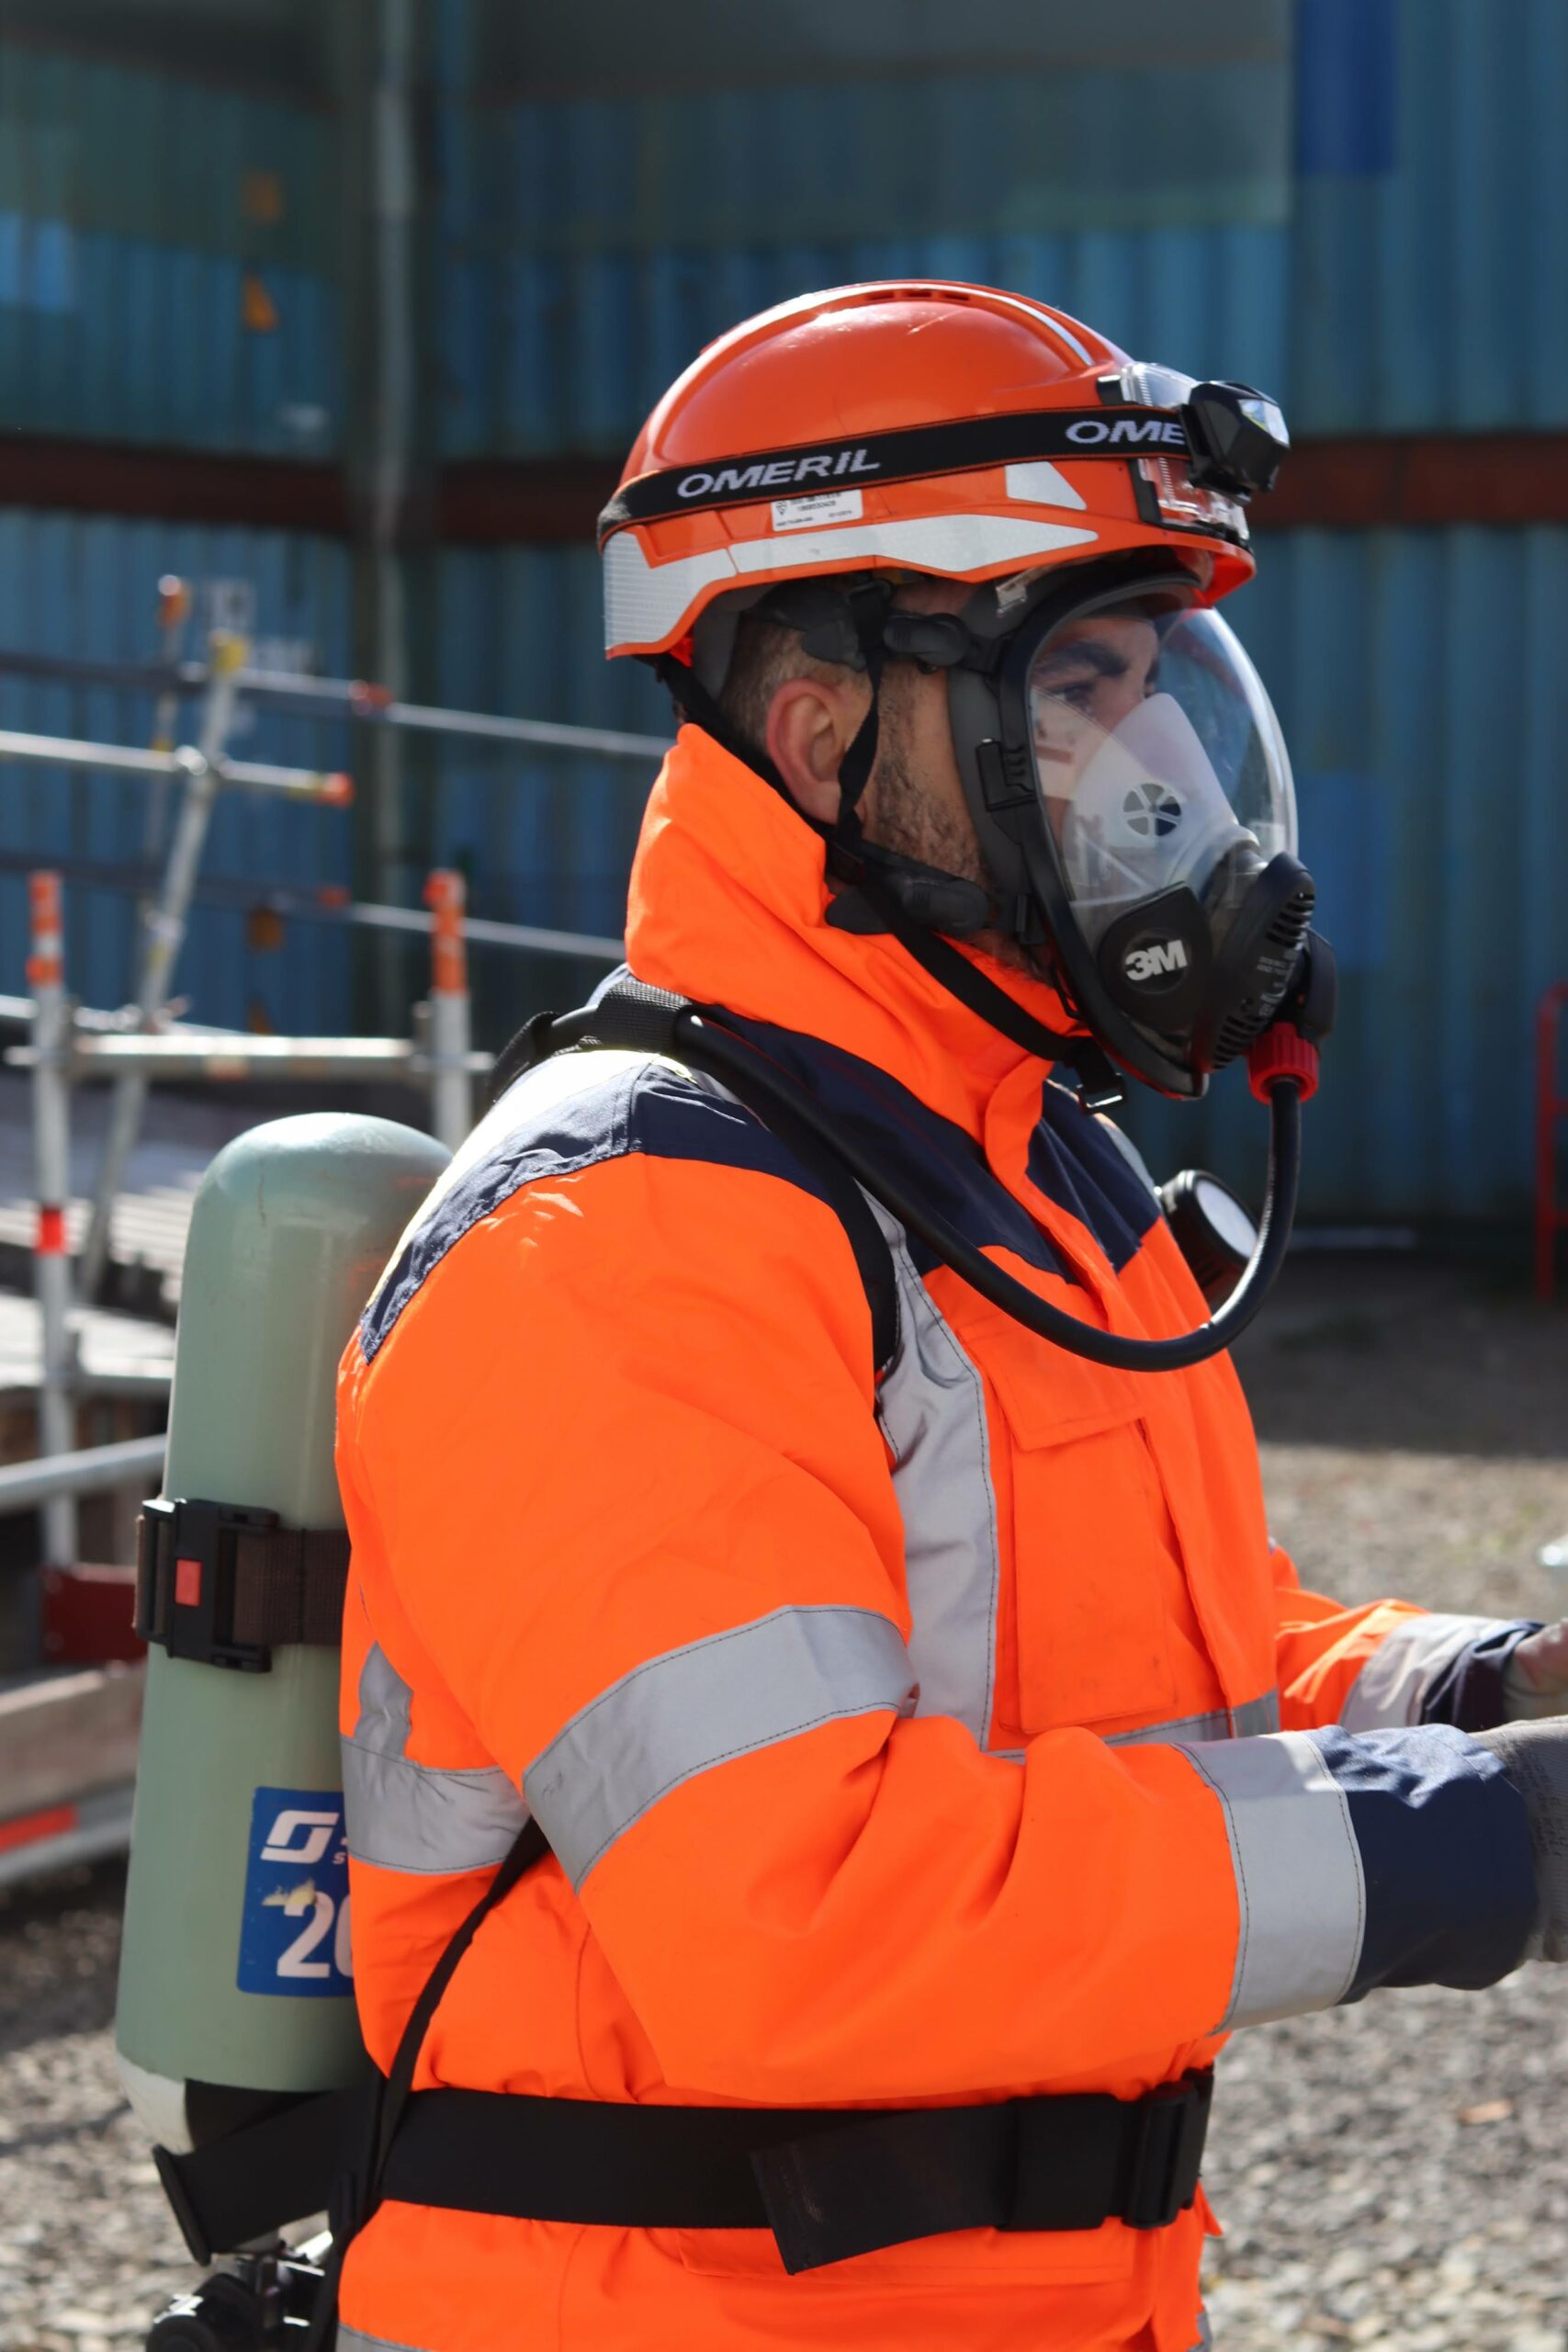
333,285,1568,2352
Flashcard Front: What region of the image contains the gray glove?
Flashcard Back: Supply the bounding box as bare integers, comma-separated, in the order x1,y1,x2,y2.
1474,1718,1568,1962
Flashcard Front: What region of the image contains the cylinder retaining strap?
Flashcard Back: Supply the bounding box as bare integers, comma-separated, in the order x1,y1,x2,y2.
134,1497,351,1672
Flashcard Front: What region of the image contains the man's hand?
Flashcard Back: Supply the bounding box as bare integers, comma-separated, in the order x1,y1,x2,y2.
1474,1719,1568,1962
1505,1621,1568,1719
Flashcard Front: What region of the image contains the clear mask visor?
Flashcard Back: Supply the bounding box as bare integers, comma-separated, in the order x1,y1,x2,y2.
1026,595,1295,956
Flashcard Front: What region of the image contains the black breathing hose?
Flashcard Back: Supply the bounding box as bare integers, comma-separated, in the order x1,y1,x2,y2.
667,1011,1303,1374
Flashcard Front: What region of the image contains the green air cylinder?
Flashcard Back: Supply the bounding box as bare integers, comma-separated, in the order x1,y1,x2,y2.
115,1114,448,2157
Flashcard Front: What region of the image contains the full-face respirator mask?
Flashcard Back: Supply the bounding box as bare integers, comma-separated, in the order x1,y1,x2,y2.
936,566,1317,1101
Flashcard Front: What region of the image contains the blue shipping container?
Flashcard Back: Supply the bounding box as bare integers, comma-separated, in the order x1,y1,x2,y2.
0,45,342,452
434,0,1568,455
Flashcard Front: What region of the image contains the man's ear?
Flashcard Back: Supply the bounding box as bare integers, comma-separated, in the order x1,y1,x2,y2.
765,675,863,827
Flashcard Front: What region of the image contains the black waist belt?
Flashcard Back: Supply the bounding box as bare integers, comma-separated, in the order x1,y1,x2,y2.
379,2070,1213,2275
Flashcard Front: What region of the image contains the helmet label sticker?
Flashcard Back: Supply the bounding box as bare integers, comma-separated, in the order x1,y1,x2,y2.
237,1784,353,1996
772,489,863,532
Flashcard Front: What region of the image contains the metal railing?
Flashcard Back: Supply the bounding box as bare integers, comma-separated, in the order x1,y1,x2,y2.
0,636,671,763
0,1433,165,1517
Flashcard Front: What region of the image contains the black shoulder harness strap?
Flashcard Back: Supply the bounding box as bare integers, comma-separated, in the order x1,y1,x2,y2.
491,978,901,1378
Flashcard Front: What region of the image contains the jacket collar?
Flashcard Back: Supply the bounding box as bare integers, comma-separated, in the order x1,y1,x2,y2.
625,725,1080,1150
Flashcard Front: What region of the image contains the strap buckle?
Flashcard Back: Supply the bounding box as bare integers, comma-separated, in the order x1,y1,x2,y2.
134,1496,280,1672
1120,2070,1213,2231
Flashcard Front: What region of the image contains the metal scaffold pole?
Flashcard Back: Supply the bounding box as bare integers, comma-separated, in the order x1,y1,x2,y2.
424,868,473,1150
141,573,193,883
28,871,77,1583
78,630,247,1300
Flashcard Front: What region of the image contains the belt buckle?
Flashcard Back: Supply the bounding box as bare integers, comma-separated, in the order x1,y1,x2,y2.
1122,2071,1212,2232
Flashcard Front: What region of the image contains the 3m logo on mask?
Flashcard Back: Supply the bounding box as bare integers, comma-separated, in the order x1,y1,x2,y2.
1122,937,1190,986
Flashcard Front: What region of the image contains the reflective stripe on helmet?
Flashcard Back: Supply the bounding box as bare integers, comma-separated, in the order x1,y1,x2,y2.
604,512,1099,656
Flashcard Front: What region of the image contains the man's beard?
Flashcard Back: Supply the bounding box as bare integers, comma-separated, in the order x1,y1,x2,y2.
863,695,1043,976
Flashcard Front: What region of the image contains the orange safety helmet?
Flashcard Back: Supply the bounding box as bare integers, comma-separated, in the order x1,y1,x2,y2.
598,280,1276,663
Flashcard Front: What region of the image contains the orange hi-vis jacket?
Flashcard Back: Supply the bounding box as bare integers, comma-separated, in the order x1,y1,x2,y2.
335,726,1537,2352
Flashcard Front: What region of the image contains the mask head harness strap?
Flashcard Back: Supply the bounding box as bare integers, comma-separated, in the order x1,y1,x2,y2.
652,575,1122,1100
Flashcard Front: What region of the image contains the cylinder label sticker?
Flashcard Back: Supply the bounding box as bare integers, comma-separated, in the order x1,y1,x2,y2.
237,1786,353,1996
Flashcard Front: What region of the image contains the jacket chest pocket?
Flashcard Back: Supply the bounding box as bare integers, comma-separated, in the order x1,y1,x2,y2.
974,1320,1184,1736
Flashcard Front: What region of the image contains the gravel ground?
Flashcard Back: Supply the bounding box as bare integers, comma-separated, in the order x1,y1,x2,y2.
1,1259,1564,2351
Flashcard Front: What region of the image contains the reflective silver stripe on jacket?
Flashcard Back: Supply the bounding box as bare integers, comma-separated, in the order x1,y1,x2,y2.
990,1690,1282,1765
525,1604,917,1891
1339,1611,1517,1732
874,1212,1002,1751
1108,1690,1281,1747
343,1642,528,1875
1179,1730,1364,2029
336,2327,435,2352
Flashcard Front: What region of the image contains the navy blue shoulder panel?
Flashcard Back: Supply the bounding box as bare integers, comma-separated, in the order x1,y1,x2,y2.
720,1013,1070,1283
723,1012,1157,1280
360,1056,843,1362
1026,1091,1161,1274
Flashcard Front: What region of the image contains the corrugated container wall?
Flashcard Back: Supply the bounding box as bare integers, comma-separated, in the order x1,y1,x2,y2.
0,42,341,452
434,0,1568,457
1292,0,1568,432
1121,524,1568,1225
0,510,355,1031
434,13,1292,458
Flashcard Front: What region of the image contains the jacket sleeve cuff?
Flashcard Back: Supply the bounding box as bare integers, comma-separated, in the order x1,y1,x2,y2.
1179,1724,1537,2030
1339,1612,1542,1734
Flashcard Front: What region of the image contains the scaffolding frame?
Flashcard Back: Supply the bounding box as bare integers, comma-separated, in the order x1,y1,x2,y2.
8,862,482,1582
0,592,648,1302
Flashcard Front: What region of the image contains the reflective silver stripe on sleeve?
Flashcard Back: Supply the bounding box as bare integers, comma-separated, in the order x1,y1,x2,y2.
343,1641,527,1875
966,1690,1282,1765
525,1605,917,1891
1339,1612,1518,1732
1108,1690,1280,1747
1178,1730,1365,2029
336,2327,438,2352
874,1208,1002,1750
